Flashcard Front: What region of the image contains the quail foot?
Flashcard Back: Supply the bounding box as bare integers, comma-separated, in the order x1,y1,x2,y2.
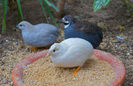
61,16,103,48
48,38,94,77
16,21,59,51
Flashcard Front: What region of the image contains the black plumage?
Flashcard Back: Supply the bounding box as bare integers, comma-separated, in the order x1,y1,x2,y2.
61,16,103,48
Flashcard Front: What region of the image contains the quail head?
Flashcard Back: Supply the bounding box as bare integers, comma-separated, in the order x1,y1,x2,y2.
16,21,59,48
61,16,103,48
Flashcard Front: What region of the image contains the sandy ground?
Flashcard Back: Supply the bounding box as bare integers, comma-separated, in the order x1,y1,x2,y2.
0,0,133,86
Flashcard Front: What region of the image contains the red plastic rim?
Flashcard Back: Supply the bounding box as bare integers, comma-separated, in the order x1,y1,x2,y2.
12,49,126,86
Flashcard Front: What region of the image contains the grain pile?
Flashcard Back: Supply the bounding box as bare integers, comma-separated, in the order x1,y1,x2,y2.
0,39,33,86
23,55,115,86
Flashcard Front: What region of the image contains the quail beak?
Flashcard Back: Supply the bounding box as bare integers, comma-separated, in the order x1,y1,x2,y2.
46,51,51,57
16,25,19,29
46,53,51,57
48,50,52,56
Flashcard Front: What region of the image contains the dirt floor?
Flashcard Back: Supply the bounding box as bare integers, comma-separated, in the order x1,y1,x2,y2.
0,0,133,86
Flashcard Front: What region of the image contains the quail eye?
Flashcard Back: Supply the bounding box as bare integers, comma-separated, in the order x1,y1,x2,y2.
20,24,23,27
53,49,56,52
64,18,67,21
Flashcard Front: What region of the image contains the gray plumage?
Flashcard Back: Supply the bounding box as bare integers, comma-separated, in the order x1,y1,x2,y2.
16,21,59,47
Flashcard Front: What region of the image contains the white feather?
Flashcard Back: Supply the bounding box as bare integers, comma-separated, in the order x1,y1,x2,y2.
64,24,70,29
49,38,94,68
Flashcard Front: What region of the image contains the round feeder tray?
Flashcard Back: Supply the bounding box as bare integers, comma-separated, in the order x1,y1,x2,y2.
12,49,126,86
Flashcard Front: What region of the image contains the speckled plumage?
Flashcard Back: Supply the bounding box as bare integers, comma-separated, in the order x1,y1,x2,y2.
16,21,59,47
61,16,103,48
48,38,94,68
